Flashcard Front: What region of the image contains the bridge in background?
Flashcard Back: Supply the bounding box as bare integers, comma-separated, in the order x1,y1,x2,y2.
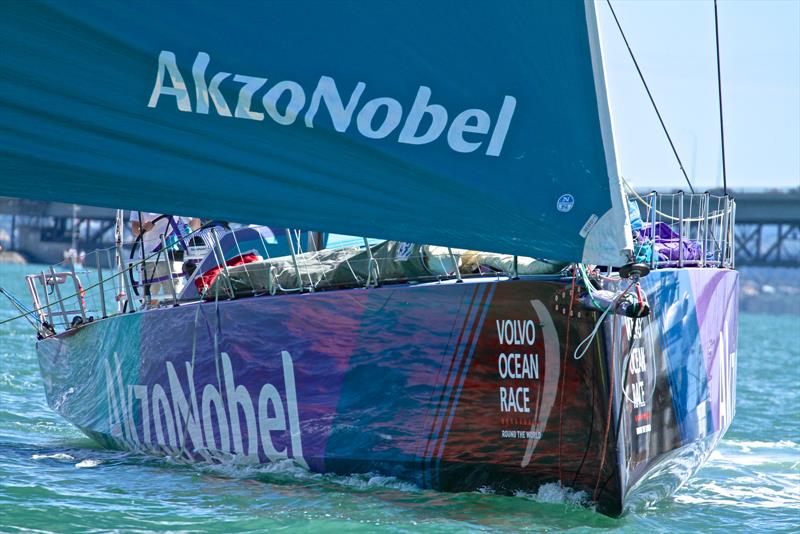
1,190,798,267
730,190,799,267
0,198,117,265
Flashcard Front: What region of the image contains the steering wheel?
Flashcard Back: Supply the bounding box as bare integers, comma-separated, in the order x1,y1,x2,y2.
197,219,230,233
127,214,180,297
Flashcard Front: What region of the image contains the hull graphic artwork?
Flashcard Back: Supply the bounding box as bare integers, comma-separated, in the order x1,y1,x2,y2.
38,270,737,516
102,350,307,467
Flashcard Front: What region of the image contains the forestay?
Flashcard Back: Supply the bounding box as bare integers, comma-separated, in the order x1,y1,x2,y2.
0,0,631,265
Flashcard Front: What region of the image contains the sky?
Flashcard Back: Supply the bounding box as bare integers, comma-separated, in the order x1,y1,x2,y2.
595,0,799,191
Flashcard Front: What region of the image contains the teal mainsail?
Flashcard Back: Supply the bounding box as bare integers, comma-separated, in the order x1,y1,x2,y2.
0,0,631,265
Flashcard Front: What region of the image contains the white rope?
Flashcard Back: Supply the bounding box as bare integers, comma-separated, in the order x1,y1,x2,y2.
228,228,257,294
573,280,635,361
573,304,615,361
623,178,725,222
307,233,330,284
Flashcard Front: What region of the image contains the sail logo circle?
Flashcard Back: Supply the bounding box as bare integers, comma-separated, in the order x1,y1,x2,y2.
556,194,574,212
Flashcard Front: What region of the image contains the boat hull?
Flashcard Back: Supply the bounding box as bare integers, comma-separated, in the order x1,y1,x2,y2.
36,268,738,516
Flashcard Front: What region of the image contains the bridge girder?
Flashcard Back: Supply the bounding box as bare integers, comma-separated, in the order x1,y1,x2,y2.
735,223,799,267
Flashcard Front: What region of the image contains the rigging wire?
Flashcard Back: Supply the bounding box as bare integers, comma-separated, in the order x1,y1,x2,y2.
714,0,728,195
0,287,40,330
605,0,696,194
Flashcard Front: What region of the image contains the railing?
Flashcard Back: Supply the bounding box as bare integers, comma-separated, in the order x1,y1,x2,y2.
23,194,734,339
23,229,534,338
27,244,145,332
25,226,215,336
627,190,736,270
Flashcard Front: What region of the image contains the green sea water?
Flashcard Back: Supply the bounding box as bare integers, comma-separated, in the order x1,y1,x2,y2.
0,264,797,533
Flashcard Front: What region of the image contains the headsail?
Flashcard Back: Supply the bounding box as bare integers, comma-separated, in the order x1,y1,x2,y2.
0,1,631,265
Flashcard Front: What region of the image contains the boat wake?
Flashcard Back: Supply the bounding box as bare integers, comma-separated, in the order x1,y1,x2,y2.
191,457,593,506
515,482,592,507
475,483,594,511
710,439,799,469
130,452,594,508
185,457,422,493
675,439,800,510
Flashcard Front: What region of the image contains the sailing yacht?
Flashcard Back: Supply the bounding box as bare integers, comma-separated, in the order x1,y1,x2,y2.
0,1,737,516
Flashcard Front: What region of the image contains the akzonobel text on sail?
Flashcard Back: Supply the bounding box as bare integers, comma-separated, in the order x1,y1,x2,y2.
148,51,517,157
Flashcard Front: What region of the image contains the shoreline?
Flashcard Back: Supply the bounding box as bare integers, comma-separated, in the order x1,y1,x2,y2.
0,251,26,264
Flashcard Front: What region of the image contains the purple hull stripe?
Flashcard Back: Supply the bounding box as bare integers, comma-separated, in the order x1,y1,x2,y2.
438,283,497,462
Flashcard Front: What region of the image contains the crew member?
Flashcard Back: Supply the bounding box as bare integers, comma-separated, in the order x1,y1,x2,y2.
130,212,200,305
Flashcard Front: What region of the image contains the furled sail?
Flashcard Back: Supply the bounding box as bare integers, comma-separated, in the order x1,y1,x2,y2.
0,1,632,265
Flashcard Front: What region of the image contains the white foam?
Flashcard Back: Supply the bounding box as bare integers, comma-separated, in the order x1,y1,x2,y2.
75,459,102,469
708,450,769,468
31,453,74,461
676,477,800,509
193,456,589,501
195,458,419,493
514,482,591,507
709,440,800,468
202,458,315,480
728,440,799,451
330,473,419,493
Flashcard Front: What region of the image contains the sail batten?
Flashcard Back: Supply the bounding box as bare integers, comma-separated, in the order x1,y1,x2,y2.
0,0,632,265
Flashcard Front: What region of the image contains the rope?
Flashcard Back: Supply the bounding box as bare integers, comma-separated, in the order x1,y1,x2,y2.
0,287,40,330
714,0,728,195
228,228,257,293
307,232,331,284
573,280,635,361
605,0,695,193
623,179,725,222
573,306,615,362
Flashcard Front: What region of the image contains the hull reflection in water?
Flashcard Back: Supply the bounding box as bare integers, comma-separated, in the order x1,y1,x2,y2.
37,268,737,516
